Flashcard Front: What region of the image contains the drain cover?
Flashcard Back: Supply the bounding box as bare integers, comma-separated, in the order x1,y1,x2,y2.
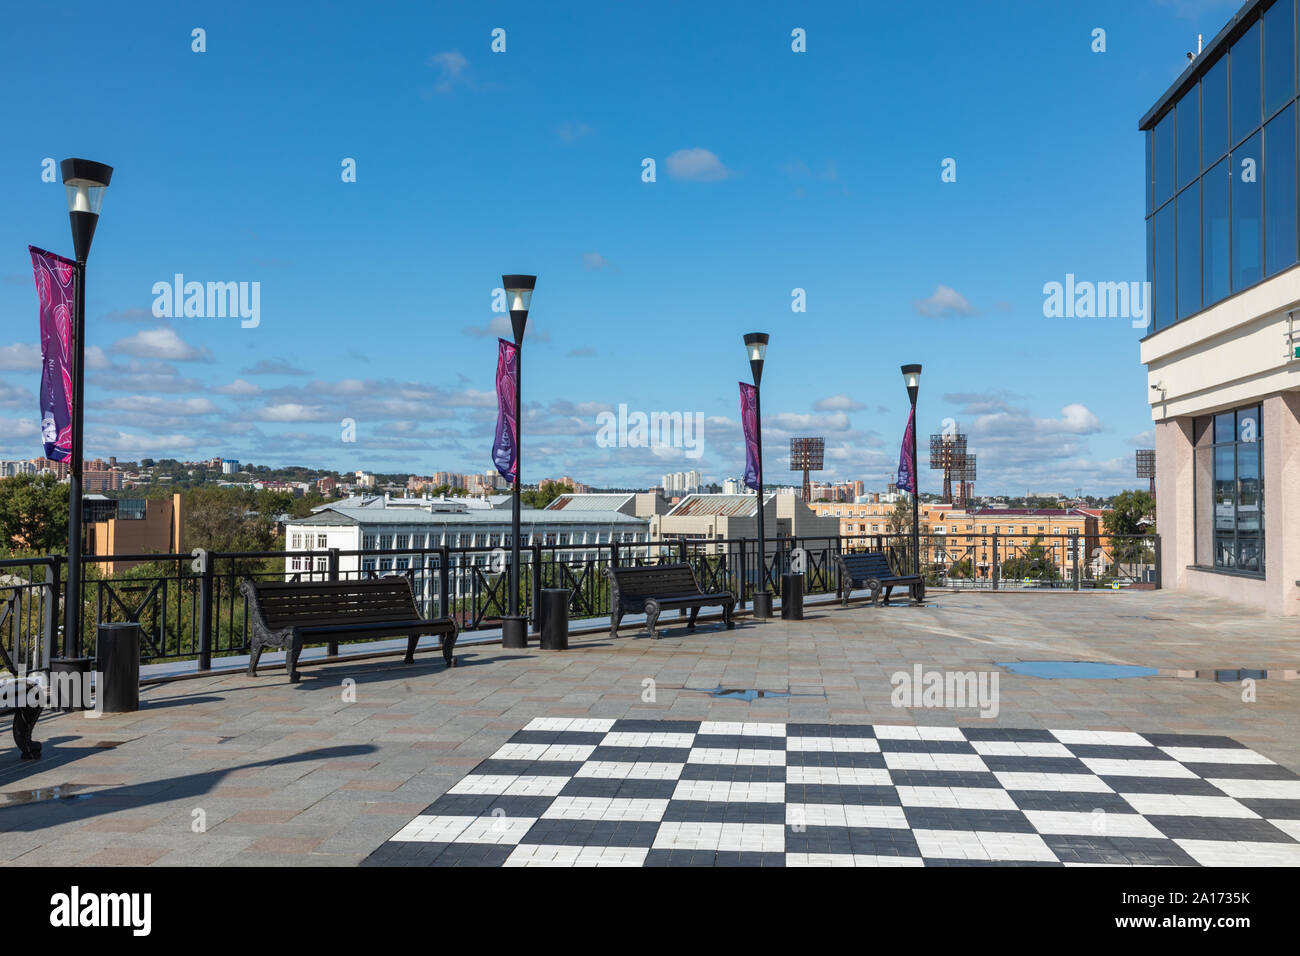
995,660,1158,679
0,783,93,806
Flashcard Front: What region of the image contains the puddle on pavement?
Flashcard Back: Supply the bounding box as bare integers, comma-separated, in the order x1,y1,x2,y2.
683,684,824,701
996,660,1159,679
0,783,93,805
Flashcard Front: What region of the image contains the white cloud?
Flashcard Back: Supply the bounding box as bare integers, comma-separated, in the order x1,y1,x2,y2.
110,327,212,362
215,378,261,397
428,50,469,93
252,404,335,423
0,343,40,370
914,284,977,317
665,148,734,182
813,394,865,412
583,252,610,270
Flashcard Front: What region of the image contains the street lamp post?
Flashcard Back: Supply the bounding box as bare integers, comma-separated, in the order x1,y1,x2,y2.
745,333,772,619
60,158,113,659
901,364,922,577
501,274,535,649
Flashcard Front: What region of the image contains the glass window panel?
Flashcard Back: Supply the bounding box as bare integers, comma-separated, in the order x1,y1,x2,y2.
1265,102,1298,275
1232,131,1264,290
1264,0,1295,116
1215,411,1236,443
1178,88,1201,190
1203,156,1232,304
1155,111,1175,207
1214,446,1236,532
1232,22,1262,145
1177,183,1202,319
1146,129,1154,214
1238,405,1261,440
1203,55,1231,167
1154,201,1177,330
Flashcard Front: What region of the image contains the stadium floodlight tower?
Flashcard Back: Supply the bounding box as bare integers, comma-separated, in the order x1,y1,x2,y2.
789,437,825,503
953,452,977,508
1136,449,1156,497
928,429,968,504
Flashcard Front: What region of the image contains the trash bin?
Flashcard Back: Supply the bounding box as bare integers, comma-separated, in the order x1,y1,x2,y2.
539,589,571,650
47,656,93,712
781,573,805,621
96,622,141,713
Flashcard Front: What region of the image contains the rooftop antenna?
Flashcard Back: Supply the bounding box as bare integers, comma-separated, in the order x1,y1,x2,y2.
1187,33,1203,62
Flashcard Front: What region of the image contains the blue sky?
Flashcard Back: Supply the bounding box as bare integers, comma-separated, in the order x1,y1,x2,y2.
0,0,1245,494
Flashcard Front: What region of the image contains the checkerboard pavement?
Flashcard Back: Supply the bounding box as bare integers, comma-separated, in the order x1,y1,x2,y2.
362,718,1300,867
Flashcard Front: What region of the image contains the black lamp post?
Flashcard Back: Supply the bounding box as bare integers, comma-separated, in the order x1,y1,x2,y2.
745,332,772,619
500,274,535,649
60,158,113,658
901,364,922,577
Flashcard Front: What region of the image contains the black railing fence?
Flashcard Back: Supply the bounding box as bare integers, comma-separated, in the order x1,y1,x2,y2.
0,532,1159,670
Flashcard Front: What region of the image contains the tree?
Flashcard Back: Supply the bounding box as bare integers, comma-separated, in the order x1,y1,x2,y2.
0,473,69,556
1104,490,1156,564
184,486,276,553
1001,536,1060,581
885,496,931,572
522,483,572,509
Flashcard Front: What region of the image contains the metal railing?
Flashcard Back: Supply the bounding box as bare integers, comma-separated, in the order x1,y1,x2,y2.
0,532,1160,670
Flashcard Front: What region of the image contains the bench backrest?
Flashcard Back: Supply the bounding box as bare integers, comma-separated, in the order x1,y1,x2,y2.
838,551,895,581
609,562,703,599
242,576,422,629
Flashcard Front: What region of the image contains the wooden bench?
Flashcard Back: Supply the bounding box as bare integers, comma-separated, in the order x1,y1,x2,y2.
834,551,925,608
240,576,458,683
604,562,736,640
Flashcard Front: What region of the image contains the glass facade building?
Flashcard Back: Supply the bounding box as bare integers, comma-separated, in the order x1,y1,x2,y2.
1144,0,1300,332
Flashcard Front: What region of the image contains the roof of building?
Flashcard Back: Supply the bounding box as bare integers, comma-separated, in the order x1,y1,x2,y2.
666,493,775,518
1139,0,1263,129
288,505,646,527
546,493,635,511
968,508,1087,518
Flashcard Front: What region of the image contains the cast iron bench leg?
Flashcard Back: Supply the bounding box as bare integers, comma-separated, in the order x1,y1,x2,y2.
687,606,700,631
248,641,263,677
287,638,302,683
609,609,623,640
723,600,735,629
12,705,41,759
645,600,661,640
442,631,457,668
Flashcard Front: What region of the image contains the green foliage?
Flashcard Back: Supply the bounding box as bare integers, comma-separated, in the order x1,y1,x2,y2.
184,486,276,553
522,483,572,509
1104,490,1156,564
1001,536,1060,581
0,473,69,556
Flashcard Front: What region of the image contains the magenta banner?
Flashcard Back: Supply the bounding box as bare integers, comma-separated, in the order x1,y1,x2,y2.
897,406,916,493
492,338,518,485
29,246,76,462
739,382,760,491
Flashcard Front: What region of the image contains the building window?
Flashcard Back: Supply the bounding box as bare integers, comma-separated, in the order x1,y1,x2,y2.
396,558,409,571
1233,130,1264,291
396,534,410,549
1264,102,1298,276
379,534,393,550
379,558,393,571
290,533,302,549
362,534,376,550
1232,21,1262,147
317,534,327,549
362,558,376,571
1195,404,1263,573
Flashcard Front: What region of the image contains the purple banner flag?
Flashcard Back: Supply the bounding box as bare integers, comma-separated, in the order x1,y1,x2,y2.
739,382,761,491
896,406,916,494
29,246,76,462
492,338,518,485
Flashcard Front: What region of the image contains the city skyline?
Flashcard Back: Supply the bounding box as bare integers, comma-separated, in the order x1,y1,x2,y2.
0,1,1241,494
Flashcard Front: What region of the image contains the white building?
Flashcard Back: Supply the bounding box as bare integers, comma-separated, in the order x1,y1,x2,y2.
1140,0,1300,616
282,494,650,607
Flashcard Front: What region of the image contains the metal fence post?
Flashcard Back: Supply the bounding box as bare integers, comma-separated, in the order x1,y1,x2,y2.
677,538,687,563
326,548,340,656
197,550,214,671
438,545,451,622
1072,538,1080,591
992,532,1000,591
1153,535,1162,589
738,537,748,609
42,558,61,669
531,541,543,631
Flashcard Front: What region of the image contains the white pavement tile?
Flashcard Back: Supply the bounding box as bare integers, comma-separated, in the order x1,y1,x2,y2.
896,786,1019,810
970,741,1074,758
873,725,966,741
786,803,910,829
1051,730,1151,747
1174,840,1300,867
489,742,597,762
786,853,923,867
786,736,881,753
574,761,685,780
672,779,785,804
522,717,617,733
541,796,669,822
600,731,696,749
883,751,989,773
1118,793,1259,818
1205,778,1300,800
652,822,785,853
391,814,534,845
1158,746,1274,765
697,721,786,737
687,747,786,767
504,844,649,867
1024,810,1165,838
785,765,892,787
994,771,1113,793
1079,758,1196,778
912,828,1058,862
1267,819,1300,841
